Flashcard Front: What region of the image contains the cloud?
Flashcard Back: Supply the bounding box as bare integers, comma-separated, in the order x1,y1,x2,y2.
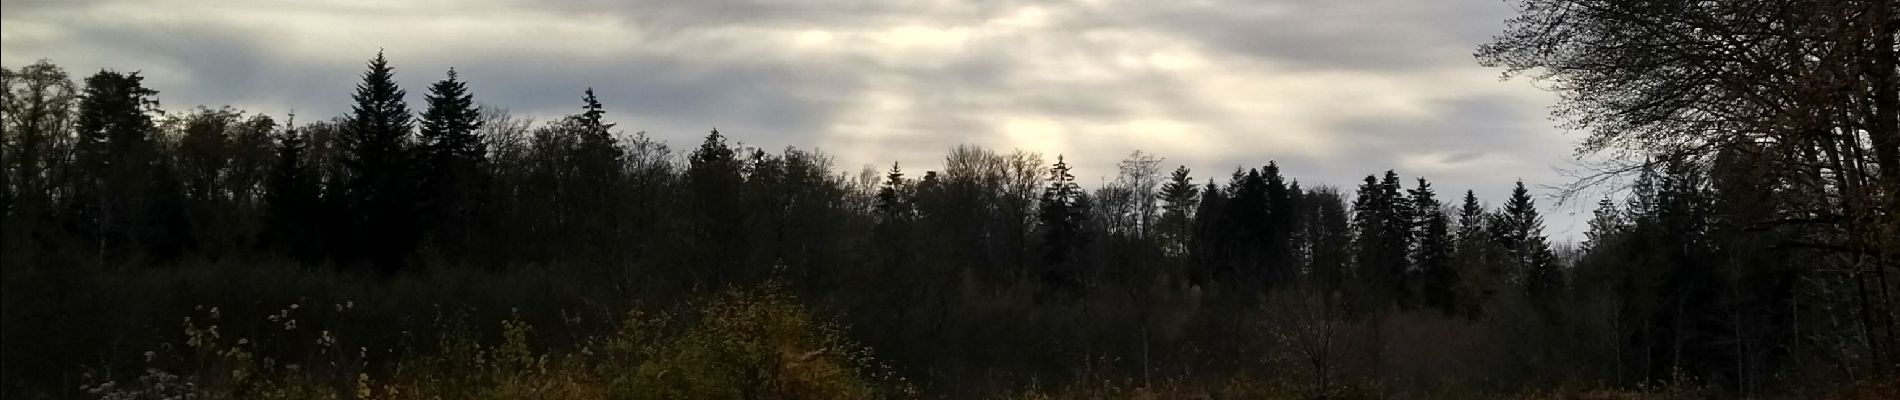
1,0,1589,241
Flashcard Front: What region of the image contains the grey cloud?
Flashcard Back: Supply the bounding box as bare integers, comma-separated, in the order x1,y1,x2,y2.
1111,0,1513,72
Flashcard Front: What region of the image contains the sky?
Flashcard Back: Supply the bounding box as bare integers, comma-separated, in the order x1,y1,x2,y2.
0,0,1600,242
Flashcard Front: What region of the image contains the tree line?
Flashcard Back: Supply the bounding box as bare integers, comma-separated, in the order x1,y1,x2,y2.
4,0,1895,388
0,52,1560,306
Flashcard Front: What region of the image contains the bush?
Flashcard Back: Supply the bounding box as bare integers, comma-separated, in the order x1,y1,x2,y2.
74,279,885,400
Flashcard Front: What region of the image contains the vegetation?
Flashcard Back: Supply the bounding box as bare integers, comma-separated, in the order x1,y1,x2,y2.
3,0,1896,398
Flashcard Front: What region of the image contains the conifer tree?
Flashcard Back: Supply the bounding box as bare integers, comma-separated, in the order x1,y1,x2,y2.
1223,168,1268,282
1493,180,1561,304
875,162,912,222
1190,180,1225,284
1583,197,1626,252
1262,161,1297,287
1449,189,1494,315
1157,166,1198,257
1410,178,1456,313
72,70,166,263
1303,187,1352,292
1353,171,1414,306
563,88,624,248
1455,190,1486,243
263,117,321,265
338,51,418,273
417,68,485,255
686,129,743,284
1038,155,1089,289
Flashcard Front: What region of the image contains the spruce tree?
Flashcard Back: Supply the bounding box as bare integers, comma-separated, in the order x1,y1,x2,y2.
1038,155,1089,289
1262,161,1296,287
1411,178,1456,313
1190,180,1225,284
1353,171,1414,306
263,117,321,265
1224,168,1268,282
1455,190,1486,243
1494,180,1562,304
1303,187,1352,293
338,51,417,273
1157,166,1198,257
72,70,165,263
1450,189,1493,315
1583,197,1626,252
687,129,743,285
875,162,912,222
563,88,623,248
417,68,485,255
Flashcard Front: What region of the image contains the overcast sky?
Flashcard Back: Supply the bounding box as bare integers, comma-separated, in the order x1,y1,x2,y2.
1,0,1598,241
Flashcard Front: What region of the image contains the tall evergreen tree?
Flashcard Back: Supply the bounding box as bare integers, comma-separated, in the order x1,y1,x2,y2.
561,88,624,250
1410,178,1456,313
1157,166,1198,258
1038,155,1089,290
875,162,913,223
1224,168,1268,282
1450,189,1496,315
1582,197,1625,252
686,129,743,286
1190,180,1225,285
1261,161,1297,287
72,70,170,263
338,51,418,273
416,68,485,257
1492,180,1561,306
1303,186,1352,293
1353,171,1414,306
263,117,321,265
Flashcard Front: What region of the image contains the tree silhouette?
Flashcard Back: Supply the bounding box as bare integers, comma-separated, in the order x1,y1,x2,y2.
1410,178,1456,314
263,117,322,265
72,69,169,263
417,68,486,260
337,51,418,273
1038,155,1089,290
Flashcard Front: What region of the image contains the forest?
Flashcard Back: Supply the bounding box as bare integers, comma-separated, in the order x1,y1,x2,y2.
1,0,1896,399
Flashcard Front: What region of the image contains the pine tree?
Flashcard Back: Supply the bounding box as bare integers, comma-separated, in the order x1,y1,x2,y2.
1353,171,1414,306
1190,180,1225,284
1303,187,1352,292
1450,189,1493,315
72,70,166,263
1583,197,1626,252
1224,168,1268,282
875,162,912,222
572,88,619,164
1038,155,1089,290
1410,178,1456,313
1493,180,1562,305
1262,161,1297,287
1157,166,1198,258
263,117,321,265
563,88,624,248
338,51,418,273
1379,171,1414,260
417,68,485,256
687,129,743,285
1455,190,1486,243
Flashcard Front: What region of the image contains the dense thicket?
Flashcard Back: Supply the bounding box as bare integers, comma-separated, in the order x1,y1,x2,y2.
3,0,1894,391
